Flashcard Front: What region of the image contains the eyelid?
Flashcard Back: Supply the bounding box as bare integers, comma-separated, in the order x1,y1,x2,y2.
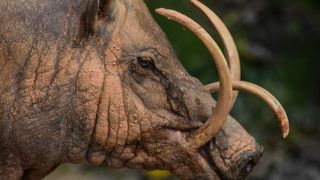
122,48,162,66
138,56,153,62
120,56,135,65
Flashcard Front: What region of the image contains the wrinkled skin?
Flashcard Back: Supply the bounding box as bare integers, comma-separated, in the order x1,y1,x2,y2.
0,0,262,179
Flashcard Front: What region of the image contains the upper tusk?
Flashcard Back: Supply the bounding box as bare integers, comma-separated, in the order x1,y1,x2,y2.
203,81,290,138
156,8,233,149
191,0,241,103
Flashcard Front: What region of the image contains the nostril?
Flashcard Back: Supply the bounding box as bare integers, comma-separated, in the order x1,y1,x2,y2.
244,159,254,174
238,149,263,179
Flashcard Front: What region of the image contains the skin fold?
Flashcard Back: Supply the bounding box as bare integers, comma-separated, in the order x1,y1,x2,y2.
0,0,264,179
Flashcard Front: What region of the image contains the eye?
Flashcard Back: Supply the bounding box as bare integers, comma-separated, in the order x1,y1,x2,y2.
138,56,154,69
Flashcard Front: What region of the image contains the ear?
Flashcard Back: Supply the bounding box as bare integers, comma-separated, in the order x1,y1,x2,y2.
85,0,100,35
86,0,117,35
73,0,118,46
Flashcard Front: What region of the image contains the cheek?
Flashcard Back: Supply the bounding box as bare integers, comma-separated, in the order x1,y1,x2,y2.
127,74,169,110
126,65,170,110
137,80,170,110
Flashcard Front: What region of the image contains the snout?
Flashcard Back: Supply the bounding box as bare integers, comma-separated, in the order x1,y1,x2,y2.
203,140,263,180
181,85,264,179
205,117,264,180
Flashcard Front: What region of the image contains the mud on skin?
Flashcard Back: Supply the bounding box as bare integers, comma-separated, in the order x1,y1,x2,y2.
0,0,289,179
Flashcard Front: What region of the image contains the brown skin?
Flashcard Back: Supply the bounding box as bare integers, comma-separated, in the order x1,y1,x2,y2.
0,0,262,179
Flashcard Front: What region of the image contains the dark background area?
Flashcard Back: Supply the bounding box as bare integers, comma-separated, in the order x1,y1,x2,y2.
46,0,320,179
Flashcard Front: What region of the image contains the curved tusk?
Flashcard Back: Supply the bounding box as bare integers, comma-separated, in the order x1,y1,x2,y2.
191,0,241,103
156,8,233,149
203,81,290,138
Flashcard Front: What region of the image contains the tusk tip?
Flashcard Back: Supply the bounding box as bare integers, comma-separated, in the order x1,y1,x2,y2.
190,0,199,5
190,0,203,8
282,125,290,139
155,8,173,19
155,8,167,14
277,110,290,139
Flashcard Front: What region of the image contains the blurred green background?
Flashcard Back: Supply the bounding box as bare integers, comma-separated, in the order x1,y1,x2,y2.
45,0,320,179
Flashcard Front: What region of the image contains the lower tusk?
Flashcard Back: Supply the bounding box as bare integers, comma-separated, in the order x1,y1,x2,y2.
203,81,290,138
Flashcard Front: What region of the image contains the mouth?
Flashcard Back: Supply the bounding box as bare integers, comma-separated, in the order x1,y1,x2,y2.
199,141,225,178
198,139,263,180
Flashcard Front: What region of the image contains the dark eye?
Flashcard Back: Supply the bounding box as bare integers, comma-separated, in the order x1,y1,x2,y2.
138,57,153,69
